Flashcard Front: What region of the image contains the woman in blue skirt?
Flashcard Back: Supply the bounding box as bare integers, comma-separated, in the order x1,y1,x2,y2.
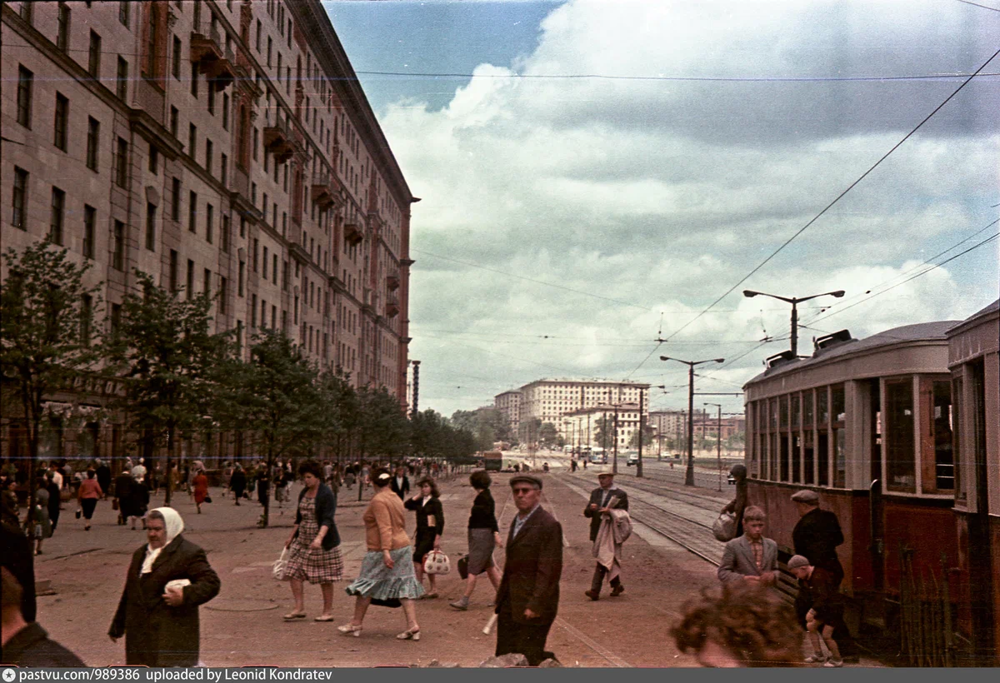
341,468,423,640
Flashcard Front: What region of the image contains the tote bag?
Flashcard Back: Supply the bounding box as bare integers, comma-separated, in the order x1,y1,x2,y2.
422,550,451,575
272,547,289,581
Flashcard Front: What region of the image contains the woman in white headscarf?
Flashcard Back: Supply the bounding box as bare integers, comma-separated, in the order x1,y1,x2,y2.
108,507,220,667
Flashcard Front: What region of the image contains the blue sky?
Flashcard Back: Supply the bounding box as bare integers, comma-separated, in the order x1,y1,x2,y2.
323,0,1000,418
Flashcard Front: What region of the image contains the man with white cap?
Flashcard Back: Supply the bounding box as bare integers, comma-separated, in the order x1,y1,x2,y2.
584,472,629,600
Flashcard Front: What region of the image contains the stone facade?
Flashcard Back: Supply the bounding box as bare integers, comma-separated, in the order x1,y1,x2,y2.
1,0,415,462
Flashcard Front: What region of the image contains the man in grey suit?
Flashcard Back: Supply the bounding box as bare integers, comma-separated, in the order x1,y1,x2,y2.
717,506,777,586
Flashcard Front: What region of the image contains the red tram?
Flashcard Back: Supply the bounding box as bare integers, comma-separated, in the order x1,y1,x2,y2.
743,301,999,665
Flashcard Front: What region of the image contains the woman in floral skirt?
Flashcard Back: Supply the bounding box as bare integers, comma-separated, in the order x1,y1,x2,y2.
340,468,423,640
283,461,342,622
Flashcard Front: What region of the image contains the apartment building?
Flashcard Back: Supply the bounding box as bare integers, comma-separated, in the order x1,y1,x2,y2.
1,0,415,405
563,404,642,451
494,390,521,436
506,379,649,442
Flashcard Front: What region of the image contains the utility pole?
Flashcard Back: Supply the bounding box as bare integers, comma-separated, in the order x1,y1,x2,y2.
743,289,844,357
637,386,645,478
410,360,421,417
705,402,722,491
660,356,725,487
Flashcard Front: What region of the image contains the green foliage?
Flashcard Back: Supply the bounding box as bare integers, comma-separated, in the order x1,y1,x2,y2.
593,415,614,451
628,424,654,448
106,272,231,505
450,407,513,451
538,421,559,447
0,242,102,513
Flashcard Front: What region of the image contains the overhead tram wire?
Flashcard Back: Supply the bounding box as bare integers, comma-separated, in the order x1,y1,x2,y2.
646,45,1000,353
352,70,999,84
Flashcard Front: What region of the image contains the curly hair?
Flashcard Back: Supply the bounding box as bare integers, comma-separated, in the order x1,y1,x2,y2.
469,471,492,490
670,583,802,667
415,477,440,498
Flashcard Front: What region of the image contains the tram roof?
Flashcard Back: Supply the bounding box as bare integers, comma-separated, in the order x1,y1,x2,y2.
947,299,999,335
743,320,958,387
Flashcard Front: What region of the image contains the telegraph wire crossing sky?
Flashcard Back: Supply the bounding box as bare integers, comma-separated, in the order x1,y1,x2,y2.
326,0,1000,418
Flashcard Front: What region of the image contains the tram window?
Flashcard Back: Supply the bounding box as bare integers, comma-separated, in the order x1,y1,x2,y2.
886,379,916,492
834,428,846,488
780,434,790,481
779,396,788,429
804,430,815,484
792,434,802,482
804,391,814,426
951,376,965,504
770,433,778,480
932,380,954,491
818,431,829,486
792,394,801,428
818,388,829,424
832,384,846,422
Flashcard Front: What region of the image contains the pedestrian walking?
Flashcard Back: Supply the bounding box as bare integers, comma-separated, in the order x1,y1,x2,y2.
788,555,845,667
2,567,84,666
404,477,444,599
274,464,290,508
230,464,247,504
130,459,147,484
108,507,221,666
450,471,503,611
95,459,111,499
47,463,63,493
256,465,270,508
583,472,629,600
671,582,802,667
493,474,563,666
44,472,61,534
720,463,749,538
282,461,343,623
193,469,209,514
77,470,103,531
340,468,423,639
391,464,410,500
28,479,52,556
717,506,777,585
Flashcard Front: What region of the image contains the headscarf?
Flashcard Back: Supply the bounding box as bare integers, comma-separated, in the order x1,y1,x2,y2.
140,507,185,574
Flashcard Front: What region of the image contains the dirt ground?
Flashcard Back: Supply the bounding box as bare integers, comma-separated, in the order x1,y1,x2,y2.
33,470,722,667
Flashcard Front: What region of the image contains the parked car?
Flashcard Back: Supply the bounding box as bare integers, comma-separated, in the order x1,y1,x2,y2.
626,451,639,467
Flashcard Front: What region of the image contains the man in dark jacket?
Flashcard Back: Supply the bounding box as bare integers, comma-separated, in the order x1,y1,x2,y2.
108,507,220,666
95,459,112,498
45,472,61,534
721,463,748,537
2,567,83,666
583,472,629,600
790,490,844,587
1,521,36,623
390,464,410,500
495,474,563,666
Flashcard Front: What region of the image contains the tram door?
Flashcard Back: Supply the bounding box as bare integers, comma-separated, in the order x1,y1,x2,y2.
967,361,995,662
867,378,884,592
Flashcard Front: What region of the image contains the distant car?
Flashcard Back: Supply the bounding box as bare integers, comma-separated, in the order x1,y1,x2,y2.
626,452,639,467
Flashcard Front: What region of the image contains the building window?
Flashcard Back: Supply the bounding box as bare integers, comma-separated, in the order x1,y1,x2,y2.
119,1,130,27
17,66,33,128
86,117,100,171
53,93,69,151
253,239,259,272
117,57,128,100
57,3,71,52
112,220,125,270
191,62,198,97
267,37,273,67
263,246,269,279
208,82,215,114
220,153,228,187
220,277,228,314
49,188,65,245
238,261,245,296
173,36,182,78
145,202,157,251
149,143,159,174
251,294,257,327
170,105,178,137
115,137,128,187
82,205,96,258
88,31,101,78
12,167,28,230
187,260,195,300
253,128,259,161
171,177,181,221
205,139,213,175
189,124,197,156
189,191,197,233
222,215,230,253
169,250,179,291
222,93,229,130
203,269,211,297
206,204,214,243
145,3,161,77
19,2,33,24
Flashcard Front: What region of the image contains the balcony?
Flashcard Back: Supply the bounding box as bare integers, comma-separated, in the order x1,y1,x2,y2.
386,271,400,291
344,220,363,246
263,121,294,164
385,293,400,318
190,24,235,89
311,178,335,209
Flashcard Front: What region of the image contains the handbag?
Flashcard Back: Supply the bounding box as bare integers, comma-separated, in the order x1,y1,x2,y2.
75,507,82,519
457,554,469,580
422,549,451,575
272,547,289,581
204,494,212,503
112,498,119,511
712,512,737,542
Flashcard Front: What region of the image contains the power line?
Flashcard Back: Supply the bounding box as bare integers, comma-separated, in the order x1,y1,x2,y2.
353,70,1000,84
652,45,1000,348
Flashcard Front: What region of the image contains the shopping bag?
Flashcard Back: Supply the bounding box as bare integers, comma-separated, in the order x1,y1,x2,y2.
272,547,289,580
712,512,737,542
457,554,469,580
423,550,451,575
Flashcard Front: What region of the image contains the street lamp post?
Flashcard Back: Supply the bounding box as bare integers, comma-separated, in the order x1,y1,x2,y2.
743,289,844,357
705,402,722,491
660,356,725,486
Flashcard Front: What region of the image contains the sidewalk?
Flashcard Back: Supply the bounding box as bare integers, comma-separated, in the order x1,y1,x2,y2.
32,471,718,667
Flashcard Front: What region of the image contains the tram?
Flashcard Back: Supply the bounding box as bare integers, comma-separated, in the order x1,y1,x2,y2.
742,302,998,665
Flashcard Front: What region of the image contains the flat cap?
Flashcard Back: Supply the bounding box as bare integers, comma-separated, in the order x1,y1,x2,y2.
791,489,820,504
787,555,810,570
509,474,543,489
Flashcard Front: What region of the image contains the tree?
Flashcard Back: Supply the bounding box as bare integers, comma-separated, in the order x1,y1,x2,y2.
538,422,559,448
593,415,614,452
1,243,101,514
213,329,324,527
628,424,654,449
108,273,230,506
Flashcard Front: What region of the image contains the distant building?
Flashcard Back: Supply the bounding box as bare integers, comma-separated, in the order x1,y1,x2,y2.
564,404,642,451
494,390,522,437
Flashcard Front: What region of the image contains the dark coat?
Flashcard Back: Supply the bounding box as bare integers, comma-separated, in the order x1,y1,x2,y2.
495,507,563,625
1,622,84,666
109,535,221,667
390,474,410,500
294,484,340,550
722,479,748,537
792,507,845,584
404,495,445,538
584,487,629,542
1,521,36,622
96,464,112,493
230,469,247,494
